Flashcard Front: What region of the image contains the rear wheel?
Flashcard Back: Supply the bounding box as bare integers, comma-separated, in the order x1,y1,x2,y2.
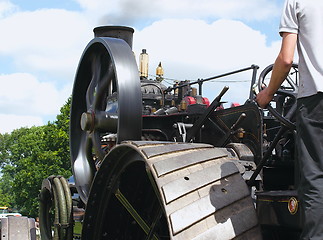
83,141,262,239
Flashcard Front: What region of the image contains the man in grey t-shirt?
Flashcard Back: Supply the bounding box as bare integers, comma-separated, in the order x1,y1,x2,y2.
257,0,323,239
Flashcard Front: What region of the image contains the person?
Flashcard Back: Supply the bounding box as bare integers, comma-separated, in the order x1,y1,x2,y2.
35,217,40,239
256,0,323,238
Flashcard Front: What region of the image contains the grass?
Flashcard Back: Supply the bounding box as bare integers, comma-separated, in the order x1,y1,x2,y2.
73,221,82,239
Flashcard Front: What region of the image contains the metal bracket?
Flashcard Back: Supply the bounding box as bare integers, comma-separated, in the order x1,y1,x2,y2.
177,122,187,142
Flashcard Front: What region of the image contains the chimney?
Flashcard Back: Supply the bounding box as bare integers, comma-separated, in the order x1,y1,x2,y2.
93,26,134,49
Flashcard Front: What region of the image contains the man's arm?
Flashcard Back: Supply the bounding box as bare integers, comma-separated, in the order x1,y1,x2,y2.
256,32,297,108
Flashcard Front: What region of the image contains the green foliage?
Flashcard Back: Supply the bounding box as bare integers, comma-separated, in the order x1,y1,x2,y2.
0,97,72,217
0,165,15,207
0,133,11,167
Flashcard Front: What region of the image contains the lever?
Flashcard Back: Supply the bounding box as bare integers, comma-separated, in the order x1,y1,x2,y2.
231,113,246,131
186,86,229,142
218,113,246,146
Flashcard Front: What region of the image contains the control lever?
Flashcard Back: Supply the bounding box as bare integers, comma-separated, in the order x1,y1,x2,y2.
186,86,229,142
218,113,246,147
231,113,246,131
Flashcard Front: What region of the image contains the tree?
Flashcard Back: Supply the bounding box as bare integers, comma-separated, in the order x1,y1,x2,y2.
0,164,15,207
0,97,72,217
0,133,9,166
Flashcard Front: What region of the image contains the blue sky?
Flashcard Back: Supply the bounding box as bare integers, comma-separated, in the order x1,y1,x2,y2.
10,0,82,11
0,0,286,133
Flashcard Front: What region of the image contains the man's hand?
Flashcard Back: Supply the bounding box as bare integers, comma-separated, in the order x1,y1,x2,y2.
256,32,297,109
256,87,274,109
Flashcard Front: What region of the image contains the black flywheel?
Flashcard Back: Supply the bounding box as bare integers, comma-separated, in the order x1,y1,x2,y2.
70,27,142,203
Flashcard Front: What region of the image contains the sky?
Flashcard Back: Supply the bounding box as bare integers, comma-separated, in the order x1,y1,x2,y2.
0,0,287,134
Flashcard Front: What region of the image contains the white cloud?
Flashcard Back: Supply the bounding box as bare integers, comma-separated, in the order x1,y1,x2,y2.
133,19,281,104
0,0,17,19
0,0,285,132
0,5,91,133
0,114,43,134
74,0,281,26
133,19,279,78
0,8,93,78
0,73,70,116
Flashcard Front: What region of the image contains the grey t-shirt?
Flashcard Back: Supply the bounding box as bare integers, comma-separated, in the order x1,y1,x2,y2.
280,0,323,98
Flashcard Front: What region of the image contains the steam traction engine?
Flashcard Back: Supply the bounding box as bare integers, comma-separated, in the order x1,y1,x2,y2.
40,26,301,239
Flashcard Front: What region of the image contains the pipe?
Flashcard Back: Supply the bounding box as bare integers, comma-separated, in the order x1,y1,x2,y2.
93,26,134,49
39,176,73,240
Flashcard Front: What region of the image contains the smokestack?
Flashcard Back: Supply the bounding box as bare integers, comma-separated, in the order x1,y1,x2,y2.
93,26,134,49
139,49,149,78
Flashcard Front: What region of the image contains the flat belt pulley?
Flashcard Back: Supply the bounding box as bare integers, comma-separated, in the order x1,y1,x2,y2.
70,26,142,203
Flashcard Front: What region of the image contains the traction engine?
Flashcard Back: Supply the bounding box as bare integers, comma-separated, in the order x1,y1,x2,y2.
39,26,301,240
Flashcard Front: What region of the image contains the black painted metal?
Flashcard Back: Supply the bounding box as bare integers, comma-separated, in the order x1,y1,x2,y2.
70,28,142,203
247,126,288,187
247,64,299,186
93,26,134,48
165,64,259,96
82,144,170,239
65,24,300,239
82,141,262,239
257,64,298,129
249,64,260,99
185,86,229,142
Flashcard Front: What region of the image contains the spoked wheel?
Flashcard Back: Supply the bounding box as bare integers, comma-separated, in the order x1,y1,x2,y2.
82,141,262,239
70,29,142,203
258,64,298,129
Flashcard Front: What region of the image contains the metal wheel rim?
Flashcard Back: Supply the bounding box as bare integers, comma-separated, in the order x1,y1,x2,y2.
82,145,170,239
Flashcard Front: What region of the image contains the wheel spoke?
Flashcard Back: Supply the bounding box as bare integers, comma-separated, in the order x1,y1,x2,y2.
84,133,98,170
115,189,159,240
276,88,297,98
145,207,162,240
94,62,114,110
84,61,117,163
258,64,298,129
286,75,298,91
91,130,105,162
86,54,102,109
